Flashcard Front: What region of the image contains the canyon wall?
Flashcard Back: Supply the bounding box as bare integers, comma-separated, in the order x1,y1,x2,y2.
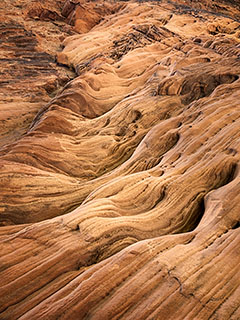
0,0,240,319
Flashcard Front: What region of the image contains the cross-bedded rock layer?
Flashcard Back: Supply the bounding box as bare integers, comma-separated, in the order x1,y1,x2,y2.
0,0,240,319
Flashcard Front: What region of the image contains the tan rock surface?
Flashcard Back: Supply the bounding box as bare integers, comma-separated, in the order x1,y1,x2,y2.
0,0,240,319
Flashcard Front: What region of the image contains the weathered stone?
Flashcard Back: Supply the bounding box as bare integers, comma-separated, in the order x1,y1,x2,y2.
0,0,240,319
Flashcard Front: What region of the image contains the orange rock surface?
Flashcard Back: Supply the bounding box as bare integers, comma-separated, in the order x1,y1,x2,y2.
0,0,240,319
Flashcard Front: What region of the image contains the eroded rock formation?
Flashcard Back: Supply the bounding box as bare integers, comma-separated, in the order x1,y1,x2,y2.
0,0,240,319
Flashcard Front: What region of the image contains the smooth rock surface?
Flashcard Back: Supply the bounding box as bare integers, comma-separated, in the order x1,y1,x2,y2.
0,0,240,319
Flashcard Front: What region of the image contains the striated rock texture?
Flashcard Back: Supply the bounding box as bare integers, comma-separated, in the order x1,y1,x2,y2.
0,0,240,319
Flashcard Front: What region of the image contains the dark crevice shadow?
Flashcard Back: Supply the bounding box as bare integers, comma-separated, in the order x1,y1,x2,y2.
177,162,238,234
180,197,205,234
232,221,240,229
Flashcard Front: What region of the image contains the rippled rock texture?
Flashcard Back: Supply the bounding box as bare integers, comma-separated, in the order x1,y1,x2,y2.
0,0,240,319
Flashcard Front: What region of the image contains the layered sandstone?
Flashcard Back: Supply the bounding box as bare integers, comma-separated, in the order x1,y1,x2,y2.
0,0,240,319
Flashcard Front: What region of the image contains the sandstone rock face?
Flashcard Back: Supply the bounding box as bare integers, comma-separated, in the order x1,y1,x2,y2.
0,0,240,319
